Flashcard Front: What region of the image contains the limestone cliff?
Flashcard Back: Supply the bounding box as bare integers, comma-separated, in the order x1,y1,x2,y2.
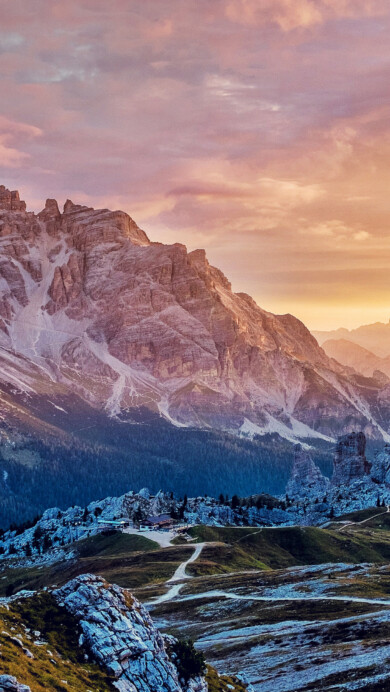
286,444,329,500
54,574,207,692
331,432,371,486
1,185,390,441
370,444,390,485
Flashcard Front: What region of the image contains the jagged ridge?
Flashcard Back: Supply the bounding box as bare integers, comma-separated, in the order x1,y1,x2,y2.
1,185,390,441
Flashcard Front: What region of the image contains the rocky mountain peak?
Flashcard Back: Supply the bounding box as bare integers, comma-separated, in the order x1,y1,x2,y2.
1,184,390,441
286,444,329,500
331,432,371,486
0,185,26,212
38,198,61,218
63,198,76,213
37,199,62,235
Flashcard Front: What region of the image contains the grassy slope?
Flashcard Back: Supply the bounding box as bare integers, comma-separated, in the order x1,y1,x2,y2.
205,665,248,692
185,524,390,575
74,531,159,557
0,533,193,596
334,507,388,522
5,520,390,594
0,592,114,691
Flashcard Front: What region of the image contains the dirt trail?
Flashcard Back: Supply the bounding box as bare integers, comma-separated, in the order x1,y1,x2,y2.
337,506,390,532
174,589,390,607
150,543,206,605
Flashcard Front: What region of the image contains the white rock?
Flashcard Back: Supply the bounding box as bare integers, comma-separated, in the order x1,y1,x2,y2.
54,574,206,692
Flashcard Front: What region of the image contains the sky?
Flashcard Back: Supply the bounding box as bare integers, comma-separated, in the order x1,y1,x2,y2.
1,0,390,330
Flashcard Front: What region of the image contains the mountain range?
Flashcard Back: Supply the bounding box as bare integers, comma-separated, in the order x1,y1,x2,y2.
313,320,390,359
1,184,390,447
321,338,390,380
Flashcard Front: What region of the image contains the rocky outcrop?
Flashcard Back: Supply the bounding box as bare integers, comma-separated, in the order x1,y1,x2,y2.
0,186,26,212
331,432,371,486
283,432,390,518
37,198,61,235
54,574,206,692
370,444,390,485
1,185,390,441
0,677,31,692
0,486,295,561
286,445,329,500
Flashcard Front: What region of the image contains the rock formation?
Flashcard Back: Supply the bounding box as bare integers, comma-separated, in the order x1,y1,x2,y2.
370,444,390,485
0,677,31,692
54,574,207,692
331,432,371,486
284,432,390,517
1,184,390,441
286,444,329,500
0,487,291,561
0,185,26,212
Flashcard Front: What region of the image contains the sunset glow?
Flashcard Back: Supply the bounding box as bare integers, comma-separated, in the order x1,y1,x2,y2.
1,0,390,329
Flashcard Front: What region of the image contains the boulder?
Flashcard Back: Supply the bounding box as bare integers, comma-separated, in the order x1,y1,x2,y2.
0,676,31,692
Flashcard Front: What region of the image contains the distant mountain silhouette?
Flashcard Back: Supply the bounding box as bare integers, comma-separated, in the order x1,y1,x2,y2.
313,320,390,358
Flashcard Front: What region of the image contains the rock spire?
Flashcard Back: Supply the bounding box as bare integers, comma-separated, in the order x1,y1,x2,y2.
0,185,26,211
331,432,371,486
286,444,329,500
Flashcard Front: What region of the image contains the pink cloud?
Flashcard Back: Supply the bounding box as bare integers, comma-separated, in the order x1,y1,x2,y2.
0,116,42,168
0,1,390,328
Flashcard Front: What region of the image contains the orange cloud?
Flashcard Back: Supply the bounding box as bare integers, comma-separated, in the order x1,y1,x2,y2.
225,0,388,30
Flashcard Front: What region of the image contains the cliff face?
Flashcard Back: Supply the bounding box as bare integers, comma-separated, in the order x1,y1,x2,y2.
0,575,218,692
55,574,195,692
285,432,390,516
286,444,329,500
331,432,371,486
370,444,390,485
0,186,26,212
1,185,390,441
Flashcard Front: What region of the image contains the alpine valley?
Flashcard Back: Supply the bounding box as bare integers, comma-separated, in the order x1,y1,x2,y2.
2,432,390,690
1,185,390,522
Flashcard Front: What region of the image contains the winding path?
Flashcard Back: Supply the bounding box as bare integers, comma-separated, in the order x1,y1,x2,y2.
337,505,390,532
168,542,205,583
171,589,390,607
149,541,390,609
147,525,390,609
151,542,206,604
